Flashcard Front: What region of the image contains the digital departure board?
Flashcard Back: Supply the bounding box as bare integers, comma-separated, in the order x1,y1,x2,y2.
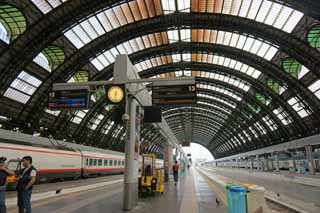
48,89,89,110
152,83,196,106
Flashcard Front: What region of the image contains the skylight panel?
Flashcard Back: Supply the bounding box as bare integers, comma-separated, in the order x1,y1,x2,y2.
33,52,51,72
287,97,309,118
273,6,292,29
88,16,105,36
283,10,304,33
106,9,120,28
168,30,179,43
97,54,111,67
80,20,99,40
243,37,255,52
31,0,54,14
90,58,104,71
298,66,309,79
180,29,191,41
161,0,176,14
239,0,251,18
46,109,60,116
64,30,84,49
96,11,113,32
264,3,282,26
178,0,190,12
264,46,278,61
256,1,272,23
4,71,42,104
72,25,91,45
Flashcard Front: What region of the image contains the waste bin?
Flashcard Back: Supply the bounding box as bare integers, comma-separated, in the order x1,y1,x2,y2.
227,186,247,213
246,185,266,213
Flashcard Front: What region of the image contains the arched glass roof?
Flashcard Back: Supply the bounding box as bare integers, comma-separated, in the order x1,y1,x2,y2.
0,0,319,158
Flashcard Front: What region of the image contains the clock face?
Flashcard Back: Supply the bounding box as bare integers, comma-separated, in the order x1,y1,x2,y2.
107,86,124,103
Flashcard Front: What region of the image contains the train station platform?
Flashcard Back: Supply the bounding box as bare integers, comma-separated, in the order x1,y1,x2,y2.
199,167,320,213
6,168,227,213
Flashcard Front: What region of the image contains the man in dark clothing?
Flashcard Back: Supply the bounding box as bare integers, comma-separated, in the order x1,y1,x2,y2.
17,156,37,213
0,157,14,213
172,161,179,186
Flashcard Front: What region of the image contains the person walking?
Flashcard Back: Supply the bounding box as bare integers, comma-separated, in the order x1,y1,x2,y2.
0,157,14,213
17,156,37,213
172,161,180,186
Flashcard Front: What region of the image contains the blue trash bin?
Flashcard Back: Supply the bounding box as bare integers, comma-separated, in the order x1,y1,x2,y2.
227,186,247,213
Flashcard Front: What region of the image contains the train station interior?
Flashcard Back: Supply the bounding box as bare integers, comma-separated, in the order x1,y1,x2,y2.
0,0,320,212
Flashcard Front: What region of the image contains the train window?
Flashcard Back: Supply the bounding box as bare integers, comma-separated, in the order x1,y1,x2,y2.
89,159,93,166
122,160,125,166
109,160,113,166
86,158,89,166
118,160,121,166
94,159,97,166
104,160,108,166
98,159,102,166
113,160,116,166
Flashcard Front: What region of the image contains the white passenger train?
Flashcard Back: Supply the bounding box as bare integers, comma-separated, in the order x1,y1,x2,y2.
0,129,163,187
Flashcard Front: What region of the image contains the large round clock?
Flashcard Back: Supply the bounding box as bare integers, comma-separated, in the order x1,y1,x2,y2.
107,86,124,103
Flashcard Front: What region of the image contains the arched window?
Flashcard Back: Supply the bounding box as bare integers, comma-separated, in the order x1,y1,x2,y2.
307,25,320,49
0,4,27,43
33,45,65,72
281,57,309,79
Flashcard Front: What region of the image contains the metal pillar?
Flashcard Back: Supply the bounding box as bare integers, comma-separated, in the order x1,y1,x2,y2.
274,152,280,172
123,98,140,210
164,144,173,182
306,145,315,175
256,155,260,171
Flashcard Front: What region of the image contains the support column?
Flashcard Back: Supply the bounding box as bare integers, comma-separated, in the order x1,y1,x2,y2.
274,152,280,172
123,98,140,210
256,155,260,171
164,144,173,182
306,145,315,175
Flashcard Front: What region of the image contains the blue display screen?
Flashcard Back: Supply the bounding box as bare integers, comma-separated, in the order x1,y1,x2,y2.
48,89,89,109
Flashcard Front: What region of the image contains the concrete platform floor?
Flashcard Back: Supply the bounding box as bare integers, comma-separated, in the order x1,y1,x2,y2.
7,169,226,213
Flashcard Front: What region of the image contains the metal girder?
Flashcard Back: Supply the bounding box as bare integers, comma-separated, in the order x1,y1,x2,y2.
140,62,308,131
6,13,320,124
1,8,320,95
119,42,320,112
163,105,259,151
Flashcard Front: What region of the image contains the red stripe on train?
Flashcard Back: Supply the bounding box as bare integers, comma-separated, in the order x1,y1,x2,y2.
37,168,124,174
0,146,124,160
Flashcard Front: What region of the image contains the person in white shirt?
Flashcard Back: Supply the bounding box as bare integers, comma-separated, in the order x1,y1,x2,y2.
16,156,37,213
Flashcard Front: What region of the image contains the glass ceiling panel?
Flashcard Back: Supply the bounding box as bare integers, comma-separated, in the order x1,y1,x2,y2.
3,71,42,104
190,0,303,33
197,101,232,114
198,83,242,101
31,0,68,14
88,29,278,72
135,53,262,79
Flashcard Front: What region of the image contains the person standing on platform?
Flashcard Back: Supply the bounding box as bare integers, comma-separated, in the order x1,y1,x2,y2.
0,157,14,213
172,161,180,186
17,156,37,213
